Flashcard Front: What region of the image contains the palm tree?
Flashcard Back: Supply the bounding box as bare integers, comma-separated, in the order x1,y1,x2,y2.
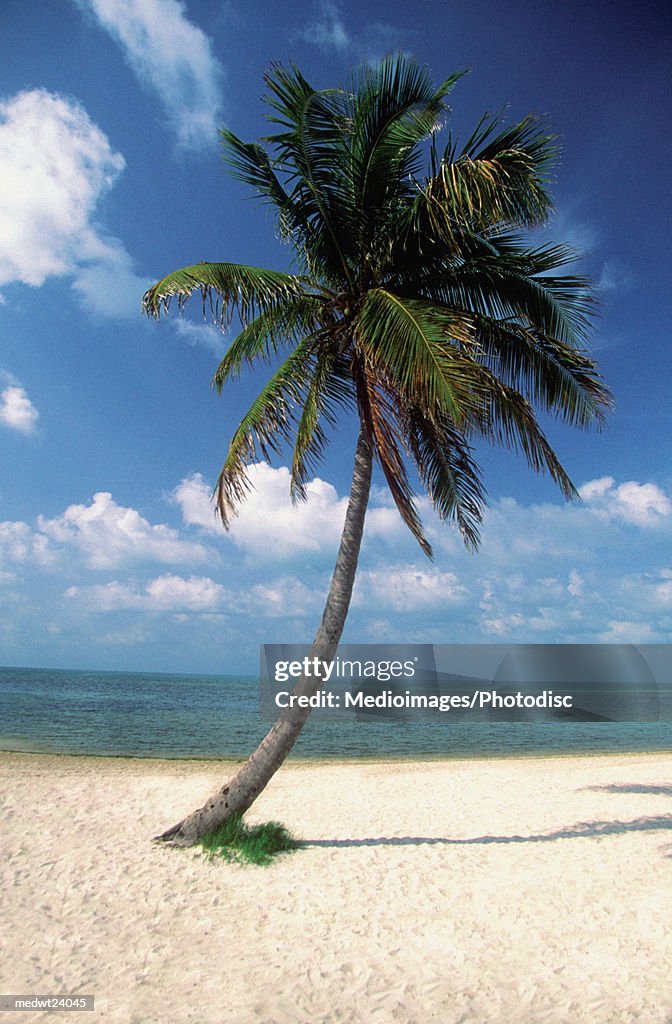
143,55,611,845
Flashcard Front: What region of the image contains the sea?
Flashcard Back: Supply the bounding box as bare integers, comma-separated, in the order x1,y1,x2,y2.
1,665,671,760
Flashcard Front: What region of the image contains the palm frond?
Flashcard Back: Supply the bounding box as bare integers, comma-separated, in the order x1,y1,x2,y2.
143,262,309,329
219,130,289,207
469,375,578,499
356,289,481,423
261,63,354,287
394,233,596,348
212,293,324,391
347,58,467,239
473,317,612,428
290,350,354,500
448,244,595,344
215,337,317,523
404,406,486,550
353,358,432,557
422,112,558,236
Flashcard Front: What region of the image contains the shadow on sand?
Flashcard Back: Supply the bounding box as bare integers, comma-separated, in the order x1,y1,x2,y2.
302,776,672,853
585,783,672,797
302,814,672,849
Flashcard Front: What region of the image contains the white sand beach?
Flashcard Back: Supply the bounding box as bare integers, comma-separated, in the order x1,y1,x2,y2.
2,751,672,1024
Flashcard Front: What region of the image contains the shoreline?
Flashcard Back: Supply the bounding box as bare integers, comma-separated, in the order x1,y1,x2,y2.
4,751,672,1023
2,742,672,766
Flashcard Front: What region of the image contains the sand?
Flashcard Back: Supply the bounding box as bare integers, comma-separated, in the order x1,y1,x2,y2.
1,751,671,1024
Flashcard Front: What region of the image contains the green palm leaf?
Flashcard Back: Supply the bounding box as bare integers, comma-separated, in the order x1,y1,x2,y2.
290,349,354,500
356,288,482,423
214,336,318,524
212,294,324,391
423,112,558,235
346,58,467,248
473,317,612,428
468,373,578,499
353,359,432,556
142,263,308,328
404,406,486,550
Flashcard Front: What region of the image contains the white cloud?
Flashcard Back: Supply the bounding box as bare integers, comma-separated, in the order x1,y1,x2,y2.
38,491,211,569
597,258,633,293
300,1,405,58
70,233,152,318
0,521,52,566
301,1,349,49
579,476,672,526
0,89,146,317
66,573,225,611
578,476,614,502
174,464,348,556
173,473,218,532
145,573,223,610
4,467,672,651
568,569,584,598
74,0,224,150
0,89,122,286
233,465,347,555
355,564,467,612
249,577,323,618
597,620,658,644
173,318,227,354
0,386,39,435
170,463,672,639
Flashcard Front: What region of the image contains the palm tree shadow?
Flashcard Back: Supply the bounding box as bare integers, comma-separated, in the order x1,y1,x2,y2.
585,783,672,797
302,814,672,849
583,781,672,857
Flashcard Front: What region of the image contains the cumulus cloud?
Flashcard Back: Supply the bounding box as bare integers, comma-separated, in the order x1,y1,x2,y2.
4,467,672,646
172,473,218,532
0,521,52,567
74,0,224,150
0,88,147,316
170,462,672,638
355,564,467,612
0,89,122,286
579,476,672,526
174,464,349,556
597,620,658,644
249,577,324,619
38,491,211,569
0,385,39,435
174,463,409,558
66,573,225,611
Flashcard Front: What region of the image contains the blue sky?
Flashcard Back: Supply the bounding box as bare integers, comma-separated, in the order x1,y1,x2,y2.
0,0,670,674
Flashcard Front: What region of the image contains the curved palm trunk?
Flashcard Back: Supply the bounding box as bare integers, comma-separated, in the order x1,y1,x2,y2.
155,431,373,846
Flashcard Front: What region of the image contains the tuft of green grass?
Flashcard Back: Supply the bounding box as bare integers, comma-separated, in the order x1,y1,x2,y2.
200,813,300,866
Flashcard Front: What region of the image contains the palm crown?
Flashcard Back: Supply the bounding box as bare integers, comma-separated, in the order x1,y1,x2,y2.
143,55,610,557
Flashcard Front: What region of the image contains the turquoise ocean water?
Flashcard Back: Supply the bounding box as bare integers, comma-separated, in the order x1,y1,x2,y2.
1,666,671,760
